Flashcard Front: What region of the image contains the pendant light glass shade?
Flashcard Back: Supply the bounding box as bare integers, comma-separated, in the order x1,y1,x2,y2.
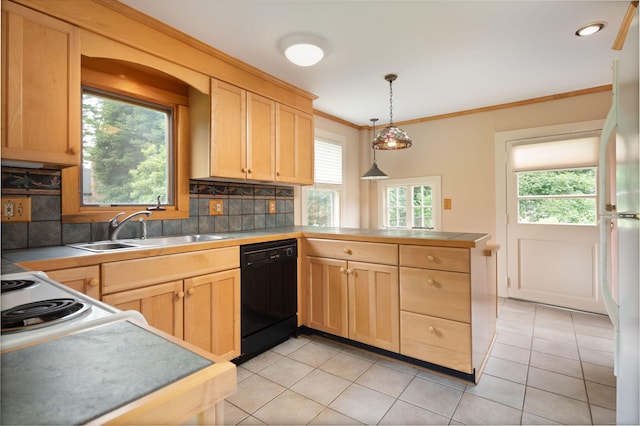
362,118,389,180
373,74,412,150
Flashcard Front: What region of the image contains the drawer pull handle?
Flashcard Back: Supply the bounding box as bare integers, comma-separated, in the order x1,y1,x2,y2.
428,326,435,333
427,255,435,262
177,291,185,298
87,278,99,287
344,248,352,255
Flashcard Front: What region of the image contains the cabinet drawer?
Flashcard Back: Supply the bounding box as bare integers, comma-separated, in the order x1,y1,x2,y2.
305,238,398,264
400,311,472,373
399,245,469,272
102,246,239,294
400,267,470,322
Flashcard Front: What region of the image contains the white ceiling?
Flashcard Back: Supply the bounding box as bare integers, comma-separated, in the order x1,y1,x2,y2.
119,0,628,127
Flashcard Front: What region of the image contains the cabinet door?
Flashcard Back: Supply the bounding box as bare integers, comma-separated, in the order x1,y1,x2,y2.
46,266,100,299
210,79,246,179
247,92,275,181
276,104,314,185
1,2,80,166
348,261,399,351
305,256,348,337
102,281,184,339
184,269,240,360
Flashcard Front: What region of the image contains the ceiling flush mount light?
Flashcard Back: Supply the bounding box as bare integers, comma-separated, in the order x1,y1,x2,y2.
280,33,326,67
575,22,606,37
361,118,389,180
373,74,412,150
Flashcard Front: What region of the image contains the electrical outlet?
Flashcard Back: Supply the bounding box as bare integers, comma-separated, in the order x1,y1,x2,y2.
268,200,277,214
1,196,32,222
444,198,452,210
209,199,224,216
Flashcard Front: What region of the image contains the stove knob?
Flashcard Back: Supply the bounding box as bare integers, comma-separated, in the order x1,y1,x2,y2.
286,247,294,256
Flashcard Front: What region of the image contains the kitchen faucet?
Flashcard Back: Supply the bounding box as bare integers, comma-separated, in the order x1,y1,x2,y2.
108,211,152,241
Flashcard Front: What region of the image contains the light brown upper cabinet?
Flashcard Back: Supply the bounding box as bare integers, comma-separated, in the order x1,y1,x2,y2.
193,79,275,182
276,104,314,185
192,78,314,185
1,2,80,167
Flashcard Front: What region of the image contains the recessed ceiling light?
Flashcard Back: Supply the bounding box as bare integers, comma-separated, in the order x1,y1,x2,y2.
575,22,606,36
279,34,327,67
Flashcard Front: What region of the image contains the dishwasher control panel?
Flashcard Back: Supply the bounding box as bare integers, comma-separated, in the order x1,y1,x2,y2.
240,239,297,268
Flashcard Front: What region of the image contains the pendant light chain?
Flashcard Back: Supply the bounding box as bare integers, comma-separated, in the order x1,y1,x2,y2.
388,78,394,126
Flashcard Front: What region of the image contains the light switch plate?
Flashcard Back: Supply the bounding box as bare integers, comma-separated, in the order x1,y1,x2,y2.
1,196,32,222
209,199,224,216
444,198,452,210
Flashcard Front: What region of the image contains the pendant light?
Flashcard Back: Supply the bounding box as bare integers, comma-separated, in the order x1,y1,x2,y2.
373,74,413,150
361,118,389,180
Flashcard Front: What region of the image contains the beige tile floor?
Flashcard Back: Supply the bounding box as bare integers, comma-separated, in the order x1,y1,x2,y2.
224,298,616,425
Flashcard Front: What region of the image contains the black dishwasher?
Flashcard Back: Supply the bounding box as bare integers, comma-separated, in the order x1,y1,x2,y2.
238,239,298,363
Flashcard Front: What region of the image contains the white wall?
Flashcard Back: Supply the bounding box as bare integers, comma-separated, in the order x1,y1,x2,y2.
309,91,612,239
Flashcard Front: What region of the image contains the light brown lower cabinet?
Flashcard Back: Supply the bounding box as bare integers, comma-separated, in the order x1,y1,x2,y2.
305,237,495,381
184,269,240,361
45,265,100,299
348,261,399,352
102,280,184,339
103,269,240,361
305,254,399,352
306,256,348,338
101,247,241,361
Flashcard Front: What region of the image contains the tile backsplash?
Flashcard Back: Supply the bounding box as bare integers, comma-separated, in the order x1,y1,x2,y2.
1,167,294,250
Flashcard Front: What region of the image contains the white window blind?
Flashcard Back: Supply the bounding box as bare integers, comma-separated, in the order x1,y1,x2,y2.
314,140,342,184
511,134,600,172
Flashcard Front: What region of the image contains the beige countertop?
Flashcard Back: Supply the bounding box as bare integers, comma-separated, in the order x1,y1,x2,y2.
2,226,492,271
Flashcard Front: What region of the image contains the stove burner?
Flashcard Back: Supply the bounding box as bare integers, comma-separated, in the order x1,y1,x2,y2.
1,279,36,293
1,298,88,333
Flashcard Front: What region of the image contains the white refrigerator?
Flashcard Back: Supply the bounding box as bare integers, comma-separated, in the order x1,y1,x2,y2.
599,6,639,424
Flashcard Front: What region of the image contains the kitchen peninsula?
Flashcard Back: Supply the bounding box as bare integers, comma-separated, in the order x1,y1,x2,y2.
1,319,236,425
3,227,498,383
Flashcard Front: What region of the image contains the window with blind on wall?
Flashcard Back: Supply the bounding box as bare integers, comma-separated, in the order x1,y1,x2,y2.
302,139,343,227
509,133,599,225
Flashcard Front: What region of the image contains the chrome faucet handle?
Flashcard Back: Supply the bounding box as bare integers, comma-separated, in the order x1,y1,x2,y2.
109,212,126,227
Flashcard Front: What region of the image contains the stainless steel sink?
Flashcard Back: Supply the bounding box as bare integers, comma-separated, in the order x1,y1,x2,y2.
69,241,143,252
69,234,228,252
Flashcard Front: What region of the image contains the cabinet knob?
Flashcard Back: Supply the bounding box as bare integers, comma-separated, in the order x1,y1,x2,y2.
340,267,345,273
69,146,80,155
428,326,435,333
276,171,281,177
343,248,352,255
427,255,435,262
247,168,253,174
87,278,99,287
346,268,353,275
241,167,247,173
177,291,185,298
187,288,195,295
427,278,435,286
